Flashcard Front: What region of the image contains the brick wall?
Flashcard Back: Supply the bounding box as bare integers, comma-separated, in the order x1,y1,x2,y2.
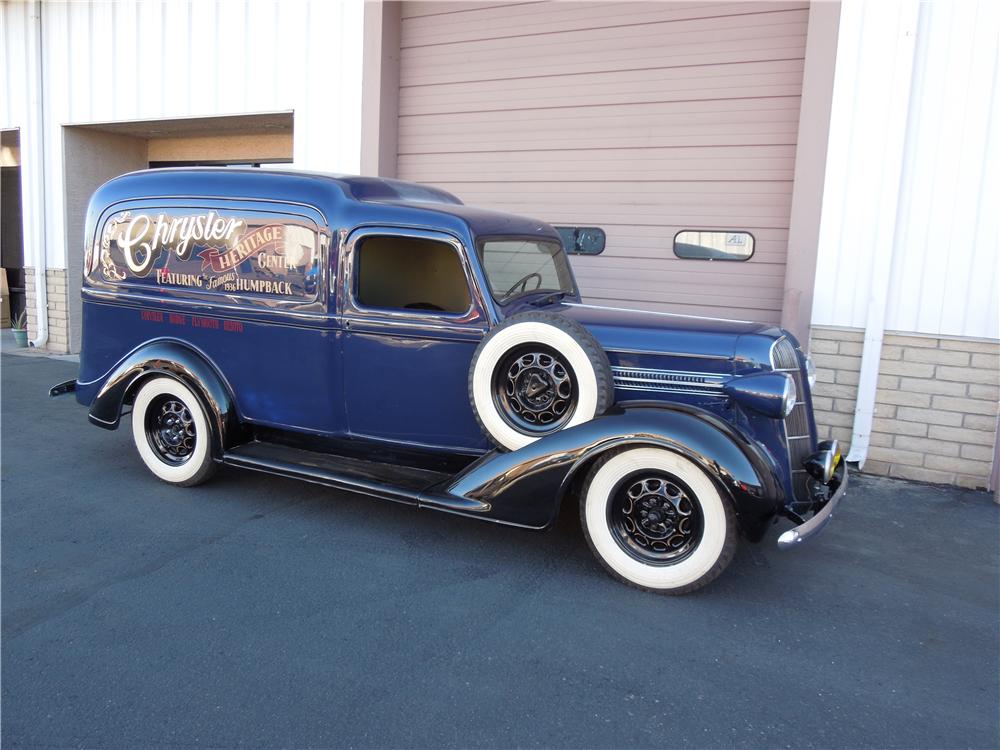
23,268,69,354
810,326,999,490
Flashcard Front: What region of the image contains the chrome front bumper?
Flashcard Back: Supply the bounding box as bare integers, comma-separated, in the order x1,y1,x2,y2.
777,461,848,550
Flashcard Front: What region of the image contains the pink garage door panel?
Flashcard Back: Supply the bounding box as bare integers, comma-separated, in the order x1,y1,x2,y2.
401,2,807,48
397,1,808,322
398,98,802,152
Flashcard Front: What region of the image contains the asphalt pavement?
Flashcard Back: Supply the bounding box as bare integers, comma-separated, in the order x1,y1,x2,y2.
2,352,998,749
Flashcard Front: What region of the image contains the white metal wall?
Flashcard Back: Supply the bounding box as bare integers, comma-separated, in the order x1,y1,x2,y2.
0,0,365,271
811,0,1000,341
396,1,810,323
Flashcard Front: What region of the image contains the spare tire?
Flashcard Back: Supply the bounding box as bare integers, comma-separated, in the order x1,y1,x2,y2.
469,311,614,450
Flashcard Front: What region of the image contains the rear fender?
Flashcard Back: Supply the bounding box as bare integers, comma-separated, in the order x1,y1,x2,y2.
86,339,239,457
420,402,782,537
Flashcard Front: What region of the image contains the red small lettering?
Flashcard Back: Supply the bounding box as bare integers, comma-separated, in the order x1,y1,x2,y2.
141,310,164,322
169,314,186,325
223,320,244,333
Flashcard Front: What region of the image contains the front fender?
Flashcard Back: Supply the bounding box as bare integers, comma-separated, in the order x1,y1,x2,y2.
84,339,238,456
419,402,782,537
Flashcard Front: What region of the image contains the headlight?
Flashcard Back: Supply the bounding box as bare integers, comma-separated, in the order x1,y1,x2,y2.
805,354,816,388
782,374,797,417
724,373,797,419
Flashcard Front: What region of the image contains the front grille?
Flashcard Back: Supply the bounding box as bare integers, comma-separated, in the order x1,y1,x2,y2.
785,392,810,436
771,338,812,498
770,337,800,370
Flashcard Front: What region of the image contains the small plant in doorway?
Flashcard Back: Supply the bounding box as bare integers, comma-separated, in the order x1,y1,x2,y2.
11,310,28,347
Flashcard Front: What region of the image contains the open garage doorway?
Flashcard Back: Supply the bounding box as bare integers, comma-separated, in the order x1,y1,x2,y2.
1,129,25,329
61,111,293,351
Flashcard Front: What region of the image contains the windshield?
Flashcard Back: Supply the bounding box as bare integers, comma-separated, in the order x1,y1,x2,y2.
478,238,576,303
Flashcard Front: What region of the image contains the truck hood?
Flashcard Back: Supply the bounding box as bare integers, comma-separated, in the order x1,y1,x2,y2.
553,302,785,365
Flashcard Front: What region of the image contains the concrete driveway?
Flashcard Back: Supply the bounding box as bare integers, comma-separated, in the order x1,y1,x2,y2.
2,353,998,749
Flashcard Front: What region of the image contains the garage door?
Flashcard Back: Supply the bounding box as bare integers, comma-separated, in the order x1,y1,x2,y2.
397,1,809,322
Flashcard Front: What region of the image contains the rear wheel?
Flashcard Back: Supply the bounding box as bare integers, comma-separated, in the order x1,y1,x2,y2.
130,376,216,486
580,447,737,594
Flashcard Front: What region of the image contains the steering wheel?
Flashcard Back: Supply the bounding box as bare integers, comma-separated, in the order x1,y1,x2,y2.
502,272,543,300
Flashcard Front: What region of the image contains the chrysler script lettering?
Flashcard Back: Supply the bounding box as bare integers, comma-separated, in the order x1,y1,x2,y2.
118,211,244,276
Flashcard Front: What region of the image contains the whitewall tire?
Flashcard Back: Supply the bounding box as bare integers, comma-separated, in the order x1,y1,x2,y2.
469,312,613,450
580,447,737,594
130,376,216,487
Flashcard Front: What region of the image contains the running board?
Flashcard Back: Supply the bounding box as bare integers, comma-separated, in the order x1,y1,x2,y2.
49,379,77,397
221,441,490,513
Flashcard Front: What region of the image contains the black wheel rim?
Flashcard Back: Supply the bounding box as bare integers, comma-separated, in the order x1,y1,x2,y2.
145,395,196,465
607,472,704,565
492,344,578,435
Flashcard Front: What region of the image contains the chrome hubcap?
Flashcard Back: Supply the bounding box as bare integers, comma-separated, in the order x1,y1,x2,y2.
493,346,577,434
146,397,196,464
609,474,703,564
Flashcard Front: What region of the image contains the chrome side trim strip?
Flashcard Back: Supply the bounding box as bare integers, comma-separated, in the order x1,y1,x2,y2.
607,347,732,361
564,302,753,325
343,316,487,335
614,385,728,397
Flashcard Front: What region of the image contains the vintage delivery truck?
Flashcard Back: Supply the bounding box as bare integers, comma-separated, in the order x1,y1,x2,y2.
51,168,847,594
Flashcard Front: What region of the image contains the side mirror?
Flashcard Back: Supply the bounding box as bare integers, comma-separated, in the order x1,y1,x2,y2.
555,226,606,255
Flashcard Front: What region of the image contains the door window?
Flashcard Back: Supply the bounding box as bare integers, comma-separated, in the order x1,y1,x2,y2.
355,236,471,314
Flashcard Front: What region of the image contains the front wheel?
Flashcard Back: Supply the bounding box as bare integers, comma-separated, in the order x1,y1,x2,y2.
580,447,737,594
130,376,216,486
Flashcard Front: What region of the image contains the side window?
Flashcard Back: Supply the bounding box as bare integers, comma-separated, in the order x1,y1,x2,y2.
355,236,471,314
95,206,322,303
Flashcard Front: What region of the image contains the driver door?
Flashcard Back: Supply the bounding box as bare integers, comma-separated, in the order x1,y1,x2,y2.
339,227,492,452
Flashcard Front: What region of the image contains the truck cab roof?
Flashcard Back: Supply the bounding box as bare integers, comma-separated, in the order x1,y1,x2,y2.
92,168,559,244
